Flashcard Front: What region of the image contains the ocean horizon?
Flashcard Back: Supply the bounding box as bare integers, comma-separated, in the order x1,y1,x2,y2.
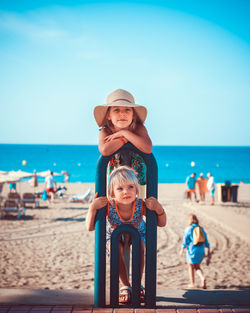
0,144,250,184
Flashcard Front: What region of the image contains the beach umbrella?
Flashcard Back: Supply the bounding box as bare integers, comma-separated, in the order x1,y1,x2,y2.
0,173,20,183
0,170,33,195
36,170,61,177
8,170,33,179
0,174,10,183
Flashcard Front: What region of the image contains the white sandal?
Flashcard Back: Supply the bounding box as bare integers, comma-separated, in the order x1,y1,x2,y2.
119,286,132,304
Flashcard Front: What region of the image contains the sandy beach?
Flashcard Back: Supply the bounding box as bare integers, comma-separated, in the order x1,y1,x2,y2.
0,182,250,291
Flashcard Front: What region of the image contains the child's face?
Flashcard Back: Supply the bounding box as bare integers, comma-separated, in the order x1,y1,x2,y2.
108,106,133,130
112,181,137,205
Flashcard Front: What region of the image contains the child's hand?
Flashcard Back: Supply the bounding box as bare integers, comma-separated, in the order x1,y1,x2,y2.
206,254,211,266
91,192,108,211
145,196,163,215
104,131,128,143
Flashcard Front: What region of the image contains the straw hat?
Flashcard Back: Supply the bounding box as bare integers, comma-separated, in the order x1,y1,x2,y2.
93,89,147,127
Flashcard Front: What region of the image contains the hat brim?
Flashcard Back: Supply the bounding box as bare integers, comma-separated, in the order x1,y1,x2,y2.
94,102,147,127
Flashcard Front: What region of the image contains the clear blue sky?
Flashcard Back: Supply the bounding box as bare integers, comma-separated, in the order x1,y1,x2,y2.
0,0,249,146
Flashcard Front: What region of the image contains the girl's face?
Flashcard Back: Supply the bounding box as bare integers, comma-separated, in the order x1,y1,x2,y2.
108,106,134,130
112,181,137,205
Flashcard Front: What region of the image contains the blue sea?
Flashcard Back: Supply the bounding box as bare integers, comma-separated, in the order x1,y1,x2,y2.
0,144,250,184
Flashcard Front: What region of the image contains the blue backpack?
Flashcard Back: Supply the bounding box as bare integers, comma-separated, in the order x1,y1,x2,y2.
42,190,47,201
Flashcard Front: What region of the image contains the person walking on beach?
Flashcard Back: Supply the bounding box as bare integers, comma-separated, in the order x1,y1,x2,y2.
62,171,69,183
93,89,152,198
86,166,166,304
9,182,17,193
207,173,215,205
44,171,57,203
196,173,208,202
185,173,198,202
179,213,210,289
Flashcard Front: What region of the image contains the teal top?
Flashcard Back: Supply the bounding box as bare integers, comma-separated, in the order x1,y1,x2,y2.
107,151,146,185
186,176,196,189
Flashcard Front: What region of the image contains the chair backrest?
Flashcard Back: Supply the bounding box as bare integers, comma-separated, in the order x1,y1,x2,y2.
23,193,35,200
8,192,21,200
4,200,18,208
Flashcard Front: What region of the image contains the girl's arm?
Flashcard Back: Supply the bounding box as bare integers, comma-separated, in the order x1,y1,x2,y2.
86,193,108,231
179,247,185,256
143,197,167,227
98,128,126,156
103,125,152,154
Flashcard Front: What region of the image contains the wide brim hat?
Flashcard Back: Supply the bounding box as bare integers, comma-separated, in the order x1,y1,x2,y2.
94,89,147,127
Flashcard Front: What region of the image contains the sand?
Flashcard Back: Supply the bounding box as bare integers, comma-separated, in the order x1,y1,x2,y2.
0,182,250,291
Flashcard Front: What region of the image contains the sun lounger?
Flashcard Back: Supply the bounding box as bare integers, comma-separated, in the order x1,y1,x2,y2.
8,192,21,202
1,199,26,219
22,192,39,208
69,188,93,203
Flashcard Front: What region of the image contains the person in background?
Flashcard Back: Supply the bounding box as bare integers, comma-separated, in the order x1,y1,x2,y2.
185,173,198,202
62,171,69,183
9,182,17,193
45,171,57,203
207,173,215,205
180,213,210,289
196,173,208,202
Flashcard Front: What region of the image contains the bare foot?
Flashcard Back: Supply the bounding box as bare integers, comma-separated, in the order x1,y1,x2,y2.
202,278,207,289
188,284,195,288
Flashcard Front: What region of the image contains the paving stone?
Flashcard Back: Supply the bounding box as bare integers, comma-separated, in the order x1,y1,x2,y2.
135,309,156,313
177,309,198,313
113,309,134,313
198,308,219,313
157,309,177,313
232,308,250,313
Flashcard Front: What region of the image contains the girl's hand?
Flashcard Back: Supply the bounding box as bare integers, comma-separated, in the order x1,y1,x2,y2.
145,197,166,227
179,248,184,257
104,130,129,143
145,196,163,215
91,192,108,211
86,193,108,231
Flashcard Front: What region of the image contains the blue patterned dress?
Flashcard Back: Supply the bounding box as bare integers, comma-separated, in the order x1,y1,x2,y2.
106,198,146,253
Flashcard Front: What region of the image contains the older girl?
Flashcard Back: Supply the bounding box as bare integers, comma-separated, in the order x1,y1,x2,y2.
93,89,152,196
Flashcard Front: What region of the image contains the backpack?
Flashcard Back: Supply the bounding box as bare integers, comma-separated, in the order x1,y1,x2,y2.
192,226,205,246
42,190,48,201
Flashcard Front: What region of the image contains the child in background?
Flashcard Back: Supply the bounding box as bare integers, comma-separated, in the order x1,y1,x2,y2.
93,89,152,197
179,214,210,289
86,166,166,304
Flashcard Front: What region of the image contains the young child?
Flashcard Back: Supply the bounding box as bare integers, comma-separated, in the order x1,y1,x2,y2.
179,214,210,289
86,166,166,304
93,89,152,196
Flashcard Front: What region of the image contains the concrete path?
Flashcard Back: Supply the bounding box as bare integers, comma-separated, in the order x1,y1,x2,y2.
0,288,250,312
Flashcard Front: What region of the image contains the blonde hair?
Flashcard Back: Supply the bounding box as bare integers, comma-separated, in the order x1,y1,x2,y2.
188,213,199,225
108,165,139,200
102,107,143,132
